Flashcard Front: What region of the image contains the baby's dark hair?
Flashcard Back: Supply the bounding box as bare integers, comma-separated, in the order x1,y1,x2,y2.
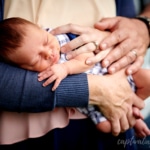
0,17,34,62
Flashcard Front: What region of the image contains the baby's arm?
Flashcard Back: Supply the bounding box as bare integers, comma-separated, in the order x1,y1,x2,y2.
38,47,111,91
132,68,150,99
38,52,94,91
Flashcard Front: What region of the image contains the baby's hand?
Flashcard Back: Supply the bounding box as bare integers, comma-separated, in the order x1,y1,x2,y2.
134,119,150,138
38,64,68,91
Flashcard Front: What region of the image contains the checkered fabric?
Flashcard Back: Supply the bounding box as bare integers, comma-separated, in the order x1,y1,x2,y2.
47,28,136,124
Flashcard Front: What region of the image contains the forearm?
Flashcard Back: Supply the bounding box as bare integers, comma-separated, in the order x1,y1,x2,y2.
0,62,89,112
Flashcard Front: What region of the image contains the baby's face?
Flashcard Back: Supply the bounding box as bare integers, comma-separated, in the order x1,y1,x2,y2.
9,24,60,72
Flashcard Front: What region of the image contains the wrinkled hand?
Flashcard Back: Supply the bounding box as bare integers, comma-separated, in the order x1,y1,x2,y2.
94,17,149,74
51,24,112,64
38,64,68,91
88,69,145,136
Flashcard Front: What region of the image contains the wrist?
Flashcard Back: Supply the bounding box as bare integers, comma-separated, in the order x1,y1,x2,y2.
87,74,103,105
135,16,150,47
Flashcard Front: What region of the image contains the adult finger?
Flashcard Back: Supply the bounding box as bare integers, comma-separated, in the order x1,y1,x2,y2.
65,42,98,60
85,48,110,65
105,49,139,74
101,39,137,68
94,17,120,31
127,107,137,128
111,117,120,136
120,113,129,132
61,33,100,53
51,23,88,35
126,56,144,75
99,29,128,50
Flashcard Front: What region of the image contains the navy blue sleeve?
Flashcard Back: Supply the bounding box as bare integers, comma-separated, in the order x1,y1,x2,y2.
0,2,89,112
115,0,136,17
0,0,4,21
0,62,89,112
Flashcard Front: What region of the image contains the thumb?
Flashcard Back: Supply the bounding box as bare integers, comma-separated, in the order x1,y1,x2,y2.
94,17,120,31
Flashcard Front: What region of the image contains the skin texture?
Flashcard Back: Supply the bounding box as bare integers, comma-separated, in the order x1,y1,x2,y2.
5,21,146,136
8,25,60,72
88,69,145,136
96,69,150,137
51,15,150,76
94,17,149,75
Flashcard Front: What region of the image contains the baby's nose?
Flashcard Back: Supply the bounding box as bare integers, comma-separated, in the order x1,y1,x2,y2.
45,51,51,59
45,50,54,60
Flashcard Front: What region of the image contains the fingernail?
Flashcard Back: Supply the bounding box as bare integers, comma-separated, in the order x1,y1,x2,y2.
86,60,92,65
38,78,42,81
66,54,72,60
110,67,116,73
61,47,66,52
101,43,107,49
127,70,132,75
103,60,109,67
42,83,46,87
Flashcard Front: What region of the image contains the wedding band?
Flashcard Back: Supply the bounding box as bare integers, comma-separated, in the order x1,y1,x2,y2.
130,50,137,58
92,41,99,50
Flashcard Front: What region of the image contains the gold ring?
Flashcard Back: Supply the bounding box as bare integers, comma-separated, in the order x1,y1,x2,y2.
130,50,137,58
92,41,99,50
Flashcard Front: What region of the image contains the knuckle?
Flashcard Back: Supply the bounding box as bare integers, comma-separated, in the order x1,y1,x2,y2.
106,52,117,62
86,43,94,51
111,63,120,70
117,44,127,53
113,130,119,136
115,32,122,43
122,125,129,132
126,53,134,64
71,50,78,57
80,34,89,43
67,23,74,29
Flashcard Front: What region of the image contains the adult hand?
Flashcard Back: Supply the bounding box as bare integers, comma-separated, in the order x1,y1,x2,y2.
88,69,145,136
94,17,149,75
51,24,112,64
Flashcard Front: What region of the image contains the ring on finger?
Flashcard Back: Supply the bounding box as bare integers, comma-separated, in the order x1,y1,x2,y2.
130,50,138,58
92,41,99,50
